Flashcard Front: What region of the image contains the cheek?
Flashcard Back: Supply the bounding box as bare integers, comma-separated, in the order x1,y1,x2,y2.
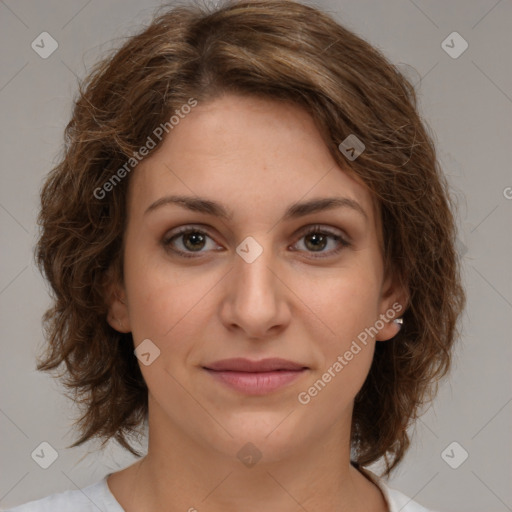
297,276,379,415
123,243,218,374
304,261,381,392
123,240,183,340
297,351,372,426
313,266,382,339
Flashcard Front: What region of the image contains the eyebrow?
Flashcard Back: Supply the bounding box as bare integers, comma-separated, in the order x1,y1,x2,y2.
144,194,368,222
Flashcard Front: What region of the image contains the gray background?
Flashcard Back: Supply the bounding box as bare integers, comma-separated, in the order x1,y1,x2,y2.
1,0,511,510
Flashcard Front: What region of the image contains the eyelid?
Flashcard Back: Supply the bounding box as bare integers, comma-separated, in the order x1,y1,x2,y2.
296,224,350,242
290,224,351,258
164,222,350,241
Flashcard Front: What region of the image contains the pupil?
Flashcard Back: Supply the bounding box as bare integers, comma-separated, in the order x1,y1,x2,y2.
185,232,205,251
306,233,326,251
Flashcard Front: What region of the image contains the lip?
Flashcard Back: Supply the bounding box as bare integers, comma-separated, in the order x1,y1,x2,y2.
203,358,309,395
204,357,307,372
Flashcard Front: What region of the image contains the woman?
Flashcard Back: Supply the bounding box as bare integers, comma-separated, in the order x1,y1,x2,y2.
8,0,465,510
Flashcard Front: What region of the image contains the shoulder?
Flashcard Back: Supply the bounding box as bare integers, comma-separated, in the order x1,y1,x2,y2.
359,467,440,512
3,476,124,512
384,486,439,512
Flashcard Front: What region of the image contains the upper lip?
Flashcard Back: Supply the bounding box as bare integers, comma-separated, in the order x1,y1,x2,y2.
203,358,308,372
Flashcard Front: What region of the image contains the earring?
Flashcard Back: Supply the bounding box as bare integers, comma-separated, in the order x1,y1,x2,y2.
394,317,404,329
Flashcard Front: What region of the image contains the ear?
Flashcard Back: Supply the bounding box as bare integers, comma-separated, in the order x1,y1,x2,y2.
104,266,131,334
375,270,409,342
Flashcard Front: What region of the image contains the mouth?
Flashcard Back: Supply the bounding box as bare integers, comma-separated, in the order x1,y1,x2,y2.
202,358,309,395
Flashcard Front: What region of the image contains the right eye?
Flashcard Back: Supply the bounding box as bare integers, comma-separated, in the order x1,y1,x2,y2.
162,226,222,258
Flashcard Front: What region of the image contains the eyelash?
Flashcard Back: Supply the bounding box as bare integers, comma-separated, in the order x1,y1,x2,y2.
162,224,351,259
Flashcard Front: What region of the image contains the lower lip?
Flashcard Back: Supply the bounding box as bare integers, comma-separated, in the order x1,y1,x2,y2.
204,369,306,395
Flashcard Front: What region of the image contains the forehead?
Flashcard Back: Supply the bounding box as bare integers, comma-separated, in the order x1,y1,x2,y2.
127,94,378,228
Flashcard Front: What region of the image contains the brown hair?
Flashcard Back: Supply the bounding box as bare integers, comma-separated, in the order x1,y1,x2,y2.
34,0,465,477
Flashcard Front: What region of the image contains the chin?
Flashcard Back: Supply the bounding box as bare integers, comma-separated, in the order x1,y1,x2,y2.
208,413,310,464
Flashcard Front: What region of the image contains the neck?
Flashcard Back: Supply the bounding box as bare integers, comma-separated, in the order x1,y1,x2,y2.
108,400,388,512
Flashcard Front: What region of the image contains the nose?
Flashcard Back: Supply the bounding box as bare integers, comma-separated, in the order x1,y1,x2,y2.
219,240,291,340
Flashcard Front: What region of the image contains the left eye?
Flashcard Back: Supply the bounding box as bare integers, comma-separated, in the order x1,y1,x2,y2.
162,225,350,259
293,226,350,257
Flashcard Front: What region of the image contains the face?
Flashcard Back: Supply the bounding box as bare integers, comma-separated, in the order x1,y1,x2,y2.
107,93,404,462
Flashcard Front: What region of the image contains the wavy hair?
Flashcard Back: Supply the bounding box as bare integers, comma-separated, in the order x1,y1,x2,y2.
34,0,466,477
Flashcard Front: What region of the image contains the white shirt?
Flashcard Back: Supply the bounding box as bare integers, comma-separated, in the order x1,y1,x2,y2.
3,468,439,512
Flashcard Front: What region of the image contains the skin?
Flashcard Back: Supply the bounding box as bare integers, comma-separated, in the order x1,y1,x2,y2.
106,93,407,512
